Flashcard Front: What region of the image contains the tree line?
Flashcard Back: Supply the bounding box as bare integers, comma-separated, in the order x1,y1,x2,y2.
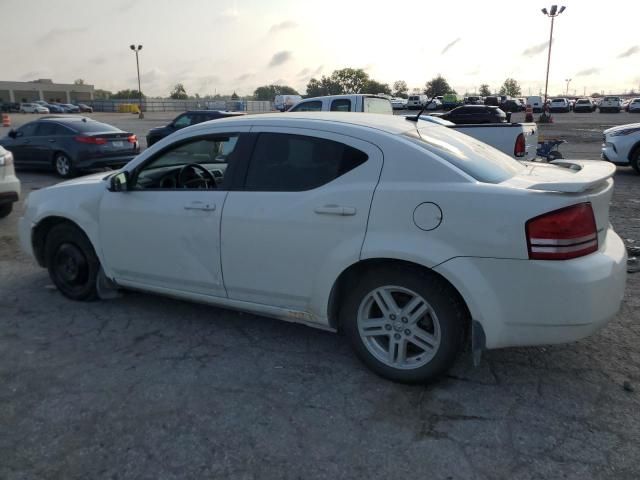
90,73,524,101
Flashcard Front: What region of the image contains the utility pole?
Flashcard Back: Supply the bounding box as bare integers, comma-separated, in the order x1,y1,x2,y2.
130,44,144,119
565,78,572,96
541,6,567,107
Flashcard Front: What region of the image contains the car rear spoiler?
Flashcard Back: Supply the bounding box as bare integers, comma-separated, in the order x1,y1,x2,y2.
524,160,616,193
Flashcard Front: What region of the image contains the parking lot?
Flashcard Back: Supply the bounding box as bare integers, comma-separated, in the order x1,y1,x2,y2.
1,111,640,479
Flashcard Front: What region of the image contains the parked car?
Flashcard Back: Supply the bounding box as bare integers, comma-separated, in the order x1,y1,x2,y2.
437,105,507,124
0,145,20,218
18,112,627,384
425,98,443,110
442,93,464,110
464,96,483,105
390,98,408,110
484,96,501,107
526,96,544,113
602,122,640,173
549,98,571,113
19,103,49,114
599,96,623,113
60,103,81,113
274,95,303,112
628,98,640,113
0,117,139,177
146,110,246,147
573,98,596,113
76,103,94,113
288,94,393,114
0,102,20,113
502,99,524,113
406,94,429,110
45,103,65,114
622,99,631,112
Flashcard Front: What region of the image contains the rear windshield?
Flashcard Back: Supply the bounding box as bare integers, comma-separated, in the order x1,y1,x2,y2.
603,96,620,101
73,121,122,133
576,99,589,103
403,127,525,183
362,97,392,114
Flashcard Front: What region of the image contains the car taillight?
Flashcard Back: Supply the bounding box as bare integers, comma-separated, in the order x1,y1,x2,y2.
75,135,107,145
514,133,525,158
127,134,137,143
526,203,598,260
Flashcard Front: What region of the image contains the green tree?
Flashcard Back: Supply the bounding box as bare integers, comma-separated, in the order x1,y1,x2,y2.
330,68,369,93
591,92,601,98
231,91,239,100
363,79,391,95
111,89,144,99
393,80,408,98
94,89,112,99
170,83,188,100
479,84,491,97
73,78,85,85
253,84,300,101
499,78,522,97
305,76,343,97
424,75,453,97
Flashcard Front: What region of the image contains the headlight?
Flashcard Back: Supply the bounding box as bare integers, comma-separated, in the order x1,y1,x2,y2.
610,127,640,137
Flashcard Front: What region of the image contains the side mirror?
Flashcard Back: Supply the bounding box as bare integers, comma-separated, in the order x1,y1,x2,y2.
8,130,17,138
109,171,130,192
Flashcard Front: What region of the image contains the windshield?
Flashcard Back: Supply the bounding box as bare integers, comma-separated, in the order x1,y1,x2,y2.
403,126,525,184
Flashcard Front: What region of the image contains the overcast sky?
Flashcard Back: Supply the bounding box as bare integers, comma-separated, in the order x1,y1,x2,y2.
1,0,639,97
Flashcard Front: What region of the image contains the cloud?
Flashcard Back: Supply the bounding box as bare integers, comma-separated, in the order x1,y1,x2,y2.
522,40,550,57
269,20,297,33
268,51,292,68
575,67,600,77
618,46,639,58
216,6,239,21
441,38,461,54
235,73,254,82
297,68,310,77
35,27,88,46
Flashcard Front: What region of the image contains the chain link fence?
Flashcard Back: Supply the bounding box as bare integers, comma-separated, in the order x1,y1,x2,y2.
87,98,274,113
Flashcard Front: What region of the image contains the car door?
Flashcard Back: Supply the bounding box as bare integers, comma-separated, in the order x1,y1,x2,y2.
220,128,383,311
99,128,251,297
6,122,39,165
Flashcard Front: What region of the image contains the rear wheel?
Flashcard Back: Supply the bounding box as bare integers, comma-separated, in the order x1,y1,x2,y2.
53,152,75,178
0,203,12,218
44,223,99,300
631,149,640,174
341,266,467,384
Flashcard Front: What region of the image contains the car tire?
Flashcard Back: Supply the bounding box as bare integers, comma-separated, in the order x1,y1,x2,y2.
44,223,99,301
630,149,640,174
0,203,12,218
53,152,75,178
340,265,467,384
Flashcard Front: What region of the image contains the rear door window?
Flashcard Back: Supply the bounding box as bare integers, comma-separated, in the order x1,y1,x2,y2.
330,99,351,112
362,97,392,114
17,123,37,137
244,133,368,191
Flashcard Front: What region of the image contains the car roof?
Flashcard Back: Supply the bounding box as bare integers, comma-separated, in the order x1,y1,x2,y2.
37,115,90,122
183,110,246,115
188,112,426,136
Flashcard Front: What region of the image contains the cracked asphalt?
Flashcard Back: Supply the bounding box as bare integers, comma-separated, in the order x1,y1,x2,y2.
1,113,639,479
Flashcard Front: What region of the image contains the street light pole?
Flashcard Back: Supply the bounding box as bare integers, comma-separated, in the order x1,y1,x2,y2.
130,44,144,119
565,78,572,96
541,5,566,110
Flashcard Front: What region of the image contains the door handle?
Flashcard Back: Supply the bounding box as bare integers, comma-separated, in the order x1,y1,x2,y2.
48,139,56,143
184,201,216,211
314,205,356,216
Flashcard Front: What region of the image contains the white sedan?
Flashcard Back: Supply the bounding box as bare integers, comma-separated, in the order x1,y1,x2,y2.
19,113,627,383
19,103,49,114
0,146,20,218
602,122,640,173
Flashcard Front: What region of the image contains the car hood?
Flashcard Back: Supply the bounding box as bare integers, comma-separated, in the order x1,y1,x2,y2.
48,171,112,190
603,123,640,135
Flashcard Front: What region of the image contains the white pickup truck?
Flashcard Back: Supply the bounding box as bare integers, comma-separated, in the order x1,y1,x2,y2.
288,94,393,114
287,94,538,160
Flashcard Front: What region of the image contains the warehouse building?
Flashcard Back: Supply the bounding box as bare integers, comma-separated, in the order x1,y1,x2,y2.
0,79,94,103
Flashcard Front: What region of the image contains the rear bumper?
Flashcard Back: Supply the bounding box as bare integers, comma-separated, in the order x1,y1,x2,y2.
434,228,627,349
0,175,20,204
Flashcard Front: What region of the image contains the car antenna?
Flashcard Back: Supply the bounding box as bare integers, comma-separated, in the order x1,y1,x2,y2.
406,95,435,122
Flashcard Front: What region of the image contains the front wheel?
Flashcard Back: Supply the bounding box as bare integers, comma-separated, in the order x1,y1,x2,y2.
341,266,467,384
0,203,12,218
53,152,75,178
44,223,100,300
